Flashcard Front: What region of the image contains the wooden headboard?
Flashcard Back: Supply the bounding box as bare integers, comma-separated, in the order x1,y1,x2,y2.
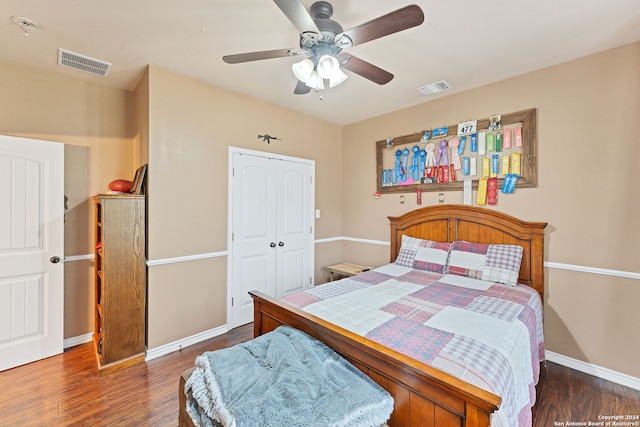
389,205,547,300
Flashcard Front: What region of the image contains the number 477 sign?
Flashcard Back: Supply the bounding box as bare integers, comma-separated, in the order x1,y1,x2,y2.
457,120,477,136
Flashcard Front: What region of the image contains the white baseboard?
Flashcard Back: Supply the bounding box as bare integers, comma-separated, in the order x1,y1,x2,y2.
64,333,93,349
546,350,640,391
145,324,229,361
62,326,229,361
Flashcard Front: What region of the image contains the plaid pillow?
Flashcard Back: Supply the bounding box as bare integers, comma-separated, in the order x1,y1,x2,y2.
447,241,523,286
395,235,451,273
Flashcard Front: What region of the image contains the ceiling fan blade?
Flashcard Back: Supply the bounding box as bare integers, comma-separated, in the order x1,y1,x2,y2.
273,0,321,35
340,5,424,47
340,54,394,85
223,48,300,64
294,80,311,95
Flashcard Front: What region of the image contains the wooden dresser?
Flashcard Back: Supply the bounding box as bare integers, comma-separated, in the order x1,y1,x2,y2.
93,194,146,375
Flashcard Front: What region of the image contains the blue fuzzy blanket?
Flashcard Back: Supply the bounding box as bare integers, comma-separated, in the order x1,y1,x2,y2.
185,326,393,427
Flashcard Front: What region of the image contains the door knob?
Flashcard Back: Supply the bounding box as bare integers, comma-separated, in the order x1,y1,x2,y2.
278,241,284,247
269,242,276,248
50,256,61,264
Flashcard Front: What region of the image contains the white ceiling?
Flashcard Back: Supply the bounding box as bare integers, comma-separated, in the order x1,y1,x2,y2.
2,0,639,125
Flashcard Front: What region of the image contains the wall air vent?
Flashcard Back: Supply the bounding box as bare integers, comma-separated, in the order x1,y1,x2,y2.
417,80,452,96
58,49,112,77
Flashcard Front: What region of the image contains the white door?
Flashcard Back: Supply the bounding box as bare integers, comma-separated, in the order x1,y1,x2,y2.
228,149,314,328
0,135,64,371
276,160,314,296
230,153,278,328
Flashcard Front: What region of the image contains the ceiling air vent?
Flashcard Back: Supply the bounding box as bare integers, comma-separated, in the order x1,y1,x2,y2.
58,49,112,77
417,80,452,96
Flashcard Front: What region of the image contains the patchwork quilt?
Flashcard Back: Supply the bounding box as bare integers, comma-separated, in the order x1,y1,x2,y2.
281,263,545,427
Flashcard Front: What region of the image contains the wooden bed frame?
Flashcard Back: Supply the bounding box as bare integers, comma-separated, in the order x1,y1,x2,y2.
179,205,547,427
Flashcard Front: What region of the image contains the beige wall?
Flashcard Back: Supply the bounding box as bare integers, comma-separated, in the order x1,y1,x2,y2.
0,58,135,339
2,41,638,380
143,66,344,348
343,42,640,378
133,68,150,168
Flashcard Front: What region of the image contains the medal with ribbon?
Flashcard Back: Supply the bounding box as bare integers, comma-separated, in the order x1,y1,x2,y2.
402,148,410,183
437,140,449,182
412,145,420,181
424,142,436,178
394,149,402,184
448,138,462,170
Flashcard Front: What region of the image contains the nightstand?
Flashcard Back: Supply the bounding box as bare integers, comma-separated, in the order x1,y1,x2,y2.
325,262,372,281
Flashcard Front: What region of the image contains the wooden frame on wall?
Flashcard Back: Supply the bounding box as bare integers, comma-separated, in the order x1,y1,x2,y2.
130,164,147,195
375,108,537,193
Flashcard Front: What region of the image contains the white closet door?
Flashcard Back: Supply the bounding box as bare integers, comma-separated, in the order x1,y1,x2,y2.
275,159,314,297
230,153,277,327
229,149,314,328
0,135,64,371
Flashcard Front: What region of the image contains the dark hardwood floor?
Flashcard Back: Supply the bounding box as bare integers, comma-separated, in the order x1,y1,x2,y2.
1,324,639,426
0,324,254,427
533,361,640,426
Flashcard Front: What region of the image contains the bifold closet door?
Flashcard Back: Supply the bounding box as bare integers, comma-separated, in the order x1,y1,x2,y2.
230,152,313,327
275,159,314,296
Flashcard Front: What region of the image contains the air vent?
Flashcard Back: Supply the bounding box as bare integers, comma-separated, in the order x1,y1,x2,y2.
417,80,452,96
58,49,112,77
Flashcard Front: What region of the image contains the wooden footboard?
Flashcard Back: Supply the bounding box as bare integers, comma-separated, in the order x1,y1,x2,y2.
179,368,223,427
250,291,500,427
179,368,195,427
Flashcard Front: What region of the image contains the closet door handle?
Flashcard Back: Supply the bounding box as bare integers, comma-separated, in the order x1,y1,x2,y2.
278,241,284,247
269,242,276,248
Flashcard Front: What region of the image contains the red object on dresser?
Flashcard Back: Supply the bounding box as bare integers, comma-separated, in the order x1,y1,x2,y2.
108,179,132,193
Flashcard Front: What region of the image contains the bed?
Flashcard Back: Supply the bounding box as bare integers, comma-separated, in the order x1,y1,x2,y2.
179,204,547,427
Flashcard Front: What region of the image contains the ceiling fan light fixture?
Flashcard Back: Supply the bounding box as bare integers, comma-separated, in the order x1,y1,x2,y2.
292,58,314,83
305,70,325,90
317,54,339,79
223,2,425,95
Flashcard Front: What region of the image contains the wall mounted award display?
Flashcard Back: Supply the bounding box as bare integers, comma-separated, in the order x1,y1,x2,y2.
376,108,537,194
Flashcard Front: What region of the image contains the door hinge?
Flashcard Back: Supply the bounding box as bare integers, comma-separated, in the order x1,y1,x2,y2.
309,277,312,285
231,297,234,306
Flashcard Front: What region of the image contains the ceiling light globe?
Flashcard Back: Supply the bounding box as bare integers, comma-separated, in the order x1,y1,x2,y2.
317,54,339,79
292,58,314,83
305,70,325,90
329,67,348,88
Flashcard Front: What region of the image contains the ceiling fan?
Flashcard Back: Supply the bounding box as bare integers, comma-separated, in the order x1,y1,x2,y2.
222,0,425,94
